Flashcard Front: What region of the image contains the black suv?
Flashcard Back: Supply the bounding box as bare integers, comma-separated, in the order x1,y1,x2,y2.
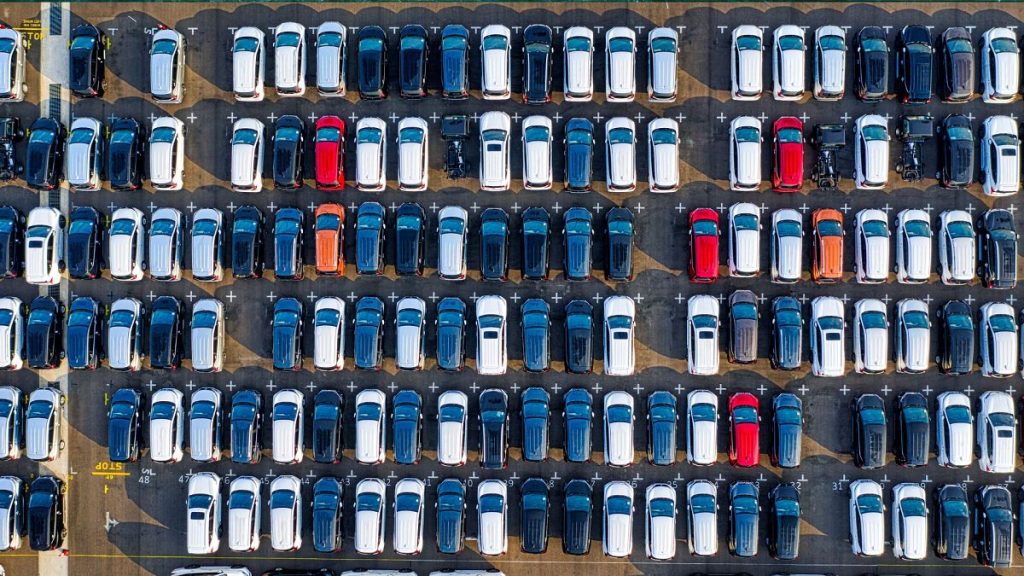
480,207,510,281
521,207,550,280
312,389,344,464
522,25,553,104
69,24,105,97
28,476,66,551
855,26,889,100
973,485,1013,568
978,209,1018,289
67,206,104,279
26,296,64,369
108,117,145,190
357,26,387,100
896,25,933,104
231,205,265,279
399,25,428,99
356,202,386,275
605,207,634,281
148,296,183,369
893,392,929,467
852,393,886,469
25,117,65,190
934,483,970,561
938,114,974,188
230,389,263,464
394,203,425,276
0,206,23,279
479,388,509,469
937,299,973,375
272,115,304,189
767,483,801,560
940,26,975,102
564,299,594,374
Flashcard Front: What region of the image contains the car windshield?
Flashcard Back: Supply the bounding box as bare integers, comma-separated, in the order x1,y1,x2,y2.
608,38,632,53
316,127,340,143
991,38,1018,54
358,212,382,230
690,493,715,514
736,35,761,50
732,303,757,320
110,219,136,236
861,220,888,237
816,219,842,236
733,127,759,144
691,315,717,330
651,37,676,53
525,40,548,54
775,498,799,516
903,406,928,424
692,220,717,236
946,221,972,238
27,399,52,419
947,127,972,142
232,129,258,146
67,310,92,327
651,128,676,145
942,499,968,517
359,36,383,53
399,127,424,144
229,490,254,510
776,406,801,425
31,128,54,145
357,128,382,145
316,214,340,231
442,35,466,51
440,404,464,422
608,219,632,237
315,309,340,327
691,403,715,422
608,127,633,145
991,413,1014,427
151,401,176,420
109,309,135,329
861,126,887,141
990,228,1016,241
439,217,464,235
68,219,93,237
608,316,632,331
275,32,300,48
733,494,758,514
71,35,96,52
401,35,425,52
479,493,504,513
524,126,548,143
903,311,929,329
861,311,886,329
273,310,299,327
733,406,757,424
270,489,295,509
606,405,631,423
234,218,257,236
234,37,259,52
0,491,12,509
861,407,885,426
994,135,1018,147
862,38,886,52
314,402,339,421
777,128,801,144
946,38,972,54
482,129,506,143
276,128,300,144
907,43,931,54
0,39,14,54
775,221,800,237
193,219,217,236
733,214,758,231
275,219,300,236
776,310,800,326
482,34,507,51
397,215,421,231
111,130,134,145
397,308,422,327
945,405,971,424
152,37,178,55
318,32,342,47
946,313,971,330
901,497,926,517
566,37,590,52
606,495,631,515
820,35,845,51
69,128,94,145
817,317,841,332
356,402,381,421
857,494,883,514
191,400,216,420
567,128,592,146
649,497,674,517
989,314,1015,332
357,492,381,512
193,311,217,329
150,308,176,327
273,402,298,421
151,127,176,144
396,492,421,512
778,36,804,51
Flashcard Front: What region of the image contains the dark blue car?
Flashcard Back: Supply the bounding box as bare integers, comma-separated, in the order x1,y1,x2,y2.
25,117,65,190
399,25,428,99
562,388,593,462
272,298,303,371
0,206,23,279
479,388,509,469
440,25,469,100
395,203,425,276
230,389,262,464
356,202,386,275
771,296,803,370
108,117,144,191
520,298,550,372
562,478,592,555
605,207,634,281
67,206,103,279
522,25,553,104
392,390,422,464
564,299,593,373
564,118,594,192
520,477,550,553
273,208,304,280
480,207,509,281
436,478,465,553
66,296,102,370
27,296,63,370
312,389,344,464
563,207,593,281
357,26,388,100
148,296,182,370
646,391,677,465
730,481,760,557
312,476,344,553
272,115,304,189
435,297,466,371
771,393,803,468
354,297,385,370
107,388,142,462
521,207,550,280
231,205,265,279
521,387,550,462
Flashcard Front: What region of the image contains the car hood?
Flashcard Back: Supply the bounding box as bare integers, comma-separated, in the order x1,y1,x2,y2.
732,513,758,556
231,144,257,186
441,49,466,92
947,141,973,182
233,51,257,93
902,327,929,370
860,512,885,555
947,53,974,95
191,327,215,371
190,419,214,461
149,420,174,461
394,508,420,550
904,236,931,279
775,325,801,368
566,142,592,187
317,45,342,89
732,318,757,362
690,420,716,463
148,234,173,278
778,50,804,93
651,51,676,94
946,421,972,465
776,422,801,465
395,325,421,369
733,423,758,465
692,235,717,278
607,143,635,187
862,51,887,91
650,142,678,189
861,326,887,371
778,142,803,184
906,52,933,95
648,515,675,557
901,515,928,558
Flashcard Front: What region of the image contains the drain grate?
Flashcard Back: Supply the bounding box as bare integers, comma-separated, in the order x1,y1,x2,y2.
48,4,62,36
48,83,61,120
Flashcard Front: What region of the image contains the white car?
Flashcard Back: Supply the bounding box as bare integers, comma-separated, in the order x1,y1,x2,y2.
979,302,1018,378
475,295,507,375
150,27,186,103
66,117,102,191
605,117,636,192
603,296,635,376
647,118,679,193
604,481,634,557
687,295,720,376
232,27,266,101
230,118,265,193
480,25,511,100
810,296,845,377
773,25,805,100
271,389,303,465
25,388,62,462
563,26,594,101
269,475,302,551
150,387,184,463
313,297,345,371
729,116,762,191
0,298,23,371
109,207,146,282
354,478,387,555
813,26,845,100
853,209,889,284
191,208,223,282
686,390,718,465
437,206,468,280
980,115,1020,196
476,479,507,556
395,297,426,370
397,117,428,192
189,387,222,462
0,27,25,102
731,26,763,100
849,479,885,557
936,391,973,468
274,23,306,97
0,386,21,459
686,480,718,556
603,391,634,467
938,209,975,284
186,472,221,555
605,27,636,102
315,22,346,96
393,478,425,555
0,476,22,551
854,115,890,190
978,390,1017,474
728,202,761,277
107,297,143,371
24,206,64,286
191,298,224,373
771,209,802,283
895,299,930,374
522,116,553,190
981,27,1020,103
149,117,185,191
853,299,888,375
437,390,468,466
355,389,387,464
227,476,261,552
895,209,932,284
479,111,510,191
356,117,387,192
645,483,676,560
647,28,678,102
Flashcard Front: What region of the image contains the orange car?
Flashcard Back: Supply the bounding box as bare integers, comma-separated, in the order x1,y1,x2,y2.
315,203,345,275
812,208,843,283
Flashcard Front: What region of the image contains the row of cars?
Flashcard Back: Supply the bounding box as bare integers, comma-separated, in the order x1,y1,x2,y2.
0,475,67,552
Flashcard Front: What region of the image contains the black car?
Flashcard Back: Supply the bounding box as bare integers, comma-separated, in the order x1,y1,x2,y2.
520,477,549,553
354,296,385,370
436,478,466,554
855,26,889,100
273,208,304,280
520,298,550,373
440,25,469,100
934,484,970,561
563,207,593,281
521,387,550,462
357,26,387,100
0,206,23,278
521,207,550,280
973,485,1013,568
938,114,974,188
937,299,974,375
25,117,65,190
271,297,303,371
480,207,509,281
66,296,103,370
67,206,103,279
941,27,975,102
312,390,343,464
852,393,886,469
562,478,592,555
770,296,802,370
392,389,423,465
311,477,344,553
478,388,509,469
978,208,1018,289
729,482,759,557
107,388,142,462
646,391,677,465
356,202,386,275
893,392,929,467
771,393,803,468
230,389,263,464
605,207,634,281
272,115,304,189
69,24,105,97
107,117,145,191
564,118,595,192
767,483,801,560
27,476,65,551
436,297,466,371
232,205,265,279
563,388,593,463
395,202,425,276
522,25,553,104
564,299,593,374
896,25,933,104
399,25,428,99
26,296,63,369
148,296,182,370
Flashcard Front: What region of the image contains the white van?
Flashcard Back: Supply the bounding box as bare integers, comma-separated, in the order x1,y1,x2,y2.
810,296,845,377
316,22,346,96
355,478,387,554
603,481,634,557
150,27,186,103
645,483,676,560
849,479,884,556
232,27,266,101
605,27,636,102
853,298,888,374
107,297,144,371
271,389,304,464
395,297,426,370
392,478,425,555
0,298,23,371
731,26,763,100
149,117,185,191
729,116,762,191
109,207,146,281
773,26,806,100
24,207,64,286
479,112,511,191
274,23,306,97
269,475,302,551
686,480,718,556
475,295,507,375
190,298,224,373
604,117,636,192
647,28,678,102
230,118,265,193
480,25,511,100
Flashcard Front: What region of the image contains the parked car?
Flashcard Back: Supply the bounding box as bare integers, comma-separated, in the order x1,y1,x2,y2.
272,115,304,189
356,202,386,275
647,27,678,101
981,27,1020,103
853,209,889,284
687,390,718,466
478,388,509,468
689,208,720,283
27,476,65,551
938,209,975,284
475,296,507,375
272,298,303,371
520,477,549,554
107,388,142,462
687,480,718,556
849,479,885,556
687,295,720,376
522,117,553,190
436,297,467,372
271,389,303,465
894,392,929,466
354,297,384,371
605,27,636,101
227,476,261,552
229,389,262,465
940,27,974,102
69,24,105,97
25,296,63,369
522,25,553,104
268,475,302,551
231,206,264,279
312,390,343,464
435,478,465,553
770,209,802,283
771,296,802,370
232,27,265,101
603,296,636,376
854,115,890,190
273,208,304,281
853,394,886,469
603,390,634,467
354,478,386,554
0,27,25,102
397,118,428,191
67,206,103,279
937,300,973,375
355,389,387,465
811,208,843,283
856,26,888,100
0,206,23,279
149,117,185,190
479,112,511,191
189,387,222,463
437,391,468,466
66,297,101,371
437,206,468,281
647,118,679,192
979,302,1018,377
980,115,1020,196
395,203,425,276
773,26,805,100
934,484,969,560
355,118,386,192
727,291,758,364
0,475,22,550
895,298,931,374
563,27,594,101
477,479,508,555
26,388,63,462
189,209,223,282
521,387,550,462
977,391,1016,474
645,392,676,466
392,478,425,554
564,118,594,192
973,485,1013,567
603,208,636,282
938,114,974,188
729,117,762,191
25,118,64,190
315,22,346,97
731,26,764,100
936,391,973,468
772,117,803,192
109,207,146,282
25,207,65,286
312,297,345,372
853,298,888,374
108,117,144,191
149,387,184,463
978,208,1018,289
357,26,387,100
897,25,934,103
148,296,182,370
521,207,550,280
230,118,265,193
641,483,676,561
603,481,634,557
728,203,760,277
392,389,423,464
728,393,759,467
563,388,593,463
767,483,800,560
729,482,759,557
564,300,593,374
810,296,845,378
563,207,593,281
398,25,428,99
313,203,344,277
771,393,802,468
605,117,636,192
65,117,103,191
0,299,23,372
890,483,928,561
440,25,469,100
562,479,593,556
313,116,345,190
813,26,846,100
480,25,511,100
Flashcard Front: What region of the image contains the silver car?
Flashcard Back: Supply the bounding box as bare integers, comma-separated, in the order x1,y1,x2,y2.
190,208,224,282
190,299,224,373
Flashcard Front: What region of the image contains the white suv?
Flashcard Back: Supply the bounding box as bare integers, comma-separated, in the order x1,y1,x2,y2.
853,209,889,284
479,112,510,191
475,295,507,375
274,23,306,97
773,26,806,100
979,302,1018,378
810,296,845,377
936,391,973,468
24,207,64,286
854,115,890,190
605,27,636,102
356,117,387,192
186,472,221,555
149,117,185,191
849,479,884,557
938,209,975,284
397,117,428,192
891,483,927,561
853,298,888,375
686,390,718,466
981,27,1020,103
728,202,761,277
605,117,636,192
894,209,932,284
109,207,146,281
603,481,634,557
230,118,265,192
978,391,1017,473
686,295,720,376
729,117,762,191
980,115,1020,196
731,26,763,100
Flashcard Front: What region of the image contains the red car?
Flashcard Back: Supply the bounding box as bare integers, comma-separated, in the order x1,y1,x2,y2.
728,392,760,467
315,115,346,190
689,208,720,283
772,117,804,193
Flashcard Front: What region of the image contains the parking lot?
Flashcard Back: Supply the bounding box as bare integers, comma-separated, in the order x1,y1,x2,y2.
3,2,1024,576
